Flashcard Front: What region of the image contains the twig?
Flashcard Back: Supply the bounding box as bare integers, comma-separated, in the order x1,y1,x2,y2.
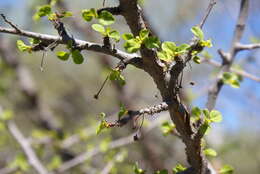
203,58,260,82
0,14,21,32
206,0,249,110
7,121,51,174
0,26,142,69
199,0,217,28
235,43,260,51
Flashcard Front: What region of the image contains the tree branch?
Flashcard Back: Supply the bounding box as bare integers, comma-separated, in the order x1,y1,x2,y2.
7,121,50,174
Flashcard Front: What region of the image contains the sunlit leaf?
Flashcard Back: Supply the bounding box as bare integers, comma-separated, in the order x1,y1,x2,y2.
56,51,70,61
204,148,217,157
191,26,204,40
98,10,115,25
71,50,84,64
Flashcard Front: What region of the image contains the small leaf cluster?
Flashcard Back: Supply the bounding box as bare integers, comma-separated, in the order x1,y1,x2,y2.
82,9,120,42
96,112,109,135
9,153,30,172
133,163,146,174
160,121,176,136
157,42,189,62
172,163,186,174
222,72,241,88
190,26,212,64
191,107,222,136
220,165,234,174
33,4,72,21
56,42,84,64
118,103,128,120
123,29,160,53
109,68,126,86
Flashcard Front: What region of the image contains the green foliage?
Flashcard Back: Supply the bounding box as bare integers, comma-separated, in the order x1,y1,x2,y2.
193,56,201,64
161,121,175,136
109,69,126,86
157,41,190,62
16,40,32,53
220,165,234,174
0,109,13,121
172,163,186,174
92,25,120,42
96,113,109,135
154,169,168,174
47,155,62,170
98,10,115,26
33,4,52,20
222,72,241,88
204,148,217,157
82,8,98,22
191,26,204,40
144,36,161,49
56,51,70,61
9,153,30,171
71,49,84,64
118,103,128,120
133,163,146,174
209,110,222,123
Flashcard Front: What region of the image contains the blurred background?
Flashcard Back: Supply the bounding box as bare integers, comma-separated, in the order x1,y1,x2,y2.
0,0,259,173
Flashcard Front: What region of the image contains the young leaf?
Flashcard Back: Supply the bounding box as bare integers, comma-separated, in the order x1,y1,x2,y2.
56,51,70,61
96,120,108,135
161,121,175,136
139,29,149,40
133,163,146,174
161,41,176,53
9,154,30,171
193,56,201,64
71,50,84,64
144,36,161,49
172,164,186,174
109,69,126,86
124,39,141,53
108,30,120,42
16,40,32,53
199,122,211,136
191,107,201,118
220,165,234,174
202,109,210,119
98,10,115,25
191,26,204,40
92,24,106,35
57,11,73,18
47,155,62,170
209,110,222,123
118,103,128,120
122,33,134,41
82,8,97,22
204,148,217,157
157,51,172,62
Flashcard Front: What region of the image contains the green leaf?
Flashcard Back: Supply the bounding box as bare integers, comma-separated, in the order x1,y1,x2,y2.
191,107,201,118
193,56,201,64
96,120,108,135
199,122,211,136
191,26,204,40
33,5,52,20
157,50,172,62
16,40,32,53
204,148,217,157
172,164,186,174
56,51,70,61
98,10,115,25
82,8,97,22
9,154,30,171
133,162,146,174
222,72,240,88
118,103,128,120
108,30,120,42
109,69,126,86
209,110,222,123
47,155,62,170
144,36,161,49
124,39,141,53
71,50,84,64
200,39,212,48
29,38,40,45
139,29,149,40
154,169,168,174
220,165,234,174
122,33,134,41
0,110,13,121
161,41,176,53
92,24,106,35
202,109,210,119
